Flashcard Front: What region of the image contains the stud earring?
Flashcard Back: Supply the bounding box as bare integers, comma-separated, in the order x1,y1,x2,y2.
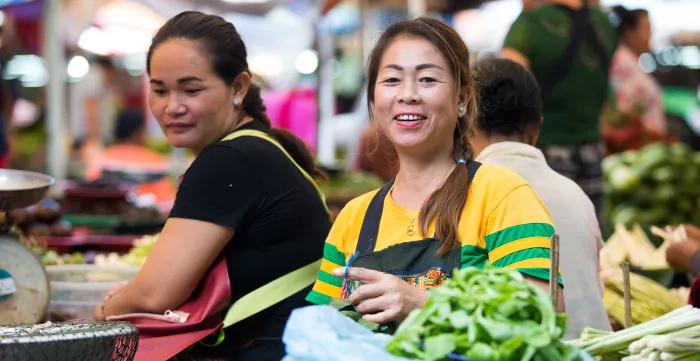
233,99,240,106
458,107,465,113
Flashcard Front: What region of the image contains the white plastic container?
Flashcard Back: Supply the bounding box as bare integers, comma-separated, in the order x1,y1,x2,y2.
45,265,140,283
45,265,139,305
47,300,98,321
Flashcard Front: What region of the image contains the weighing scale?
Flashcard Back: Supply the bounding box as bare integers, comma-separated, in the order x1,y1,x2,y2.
0,169,140,361
0,169,55,325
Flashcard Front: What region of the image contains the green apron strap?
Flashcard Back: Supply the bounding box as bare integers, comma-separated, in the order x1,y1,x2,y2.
222,258,322,328
221,129,331,221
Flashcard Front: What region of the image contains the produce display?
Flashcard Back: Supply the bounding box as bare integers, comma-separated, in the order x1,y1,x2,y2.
573,306,700,361
386,266,577,361
600,224,678,274
319,171,384,202
603,141,700,229
602,271,685,327
93,233,158,267
41,250,85,265
5,199,73,237
599,222,688,327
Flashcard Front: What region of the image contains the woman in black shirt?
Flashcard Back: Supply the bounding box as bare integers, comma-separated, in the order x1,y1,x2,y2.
92,11,331,360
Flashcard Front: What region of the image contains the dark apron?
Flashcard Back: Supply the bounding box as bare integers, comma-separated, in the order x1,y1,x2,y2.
342,161,482,300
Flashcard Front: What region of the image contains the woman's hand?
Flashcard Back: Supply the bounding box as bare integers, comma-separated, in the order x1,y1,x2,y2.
93,282,128,321
332,267,427,324
104,282,127,301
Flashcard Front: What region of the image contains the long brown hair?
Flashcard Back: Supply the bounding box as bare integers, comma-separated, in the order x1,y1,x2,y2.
366,17,478,255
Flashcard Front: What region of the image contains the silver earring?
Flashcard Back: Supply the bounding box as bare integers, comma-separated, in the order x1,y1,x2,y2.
233,99,240,106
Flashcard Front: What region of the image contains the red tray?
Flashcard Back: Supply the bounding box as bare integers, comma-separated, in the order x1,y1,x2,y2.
37,234,140,254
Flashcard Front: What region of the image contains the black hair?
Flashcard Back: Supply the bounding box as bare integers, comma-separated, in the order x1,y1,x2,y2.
93,55,115,70
474,58,542,137
610,5,649,35
114,108,145,142
146,11,324,179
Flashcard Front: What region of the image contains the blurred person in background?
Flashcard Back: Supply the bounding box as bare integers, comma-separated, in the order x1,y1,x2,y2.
603,6,666,154
674,225,700,308
354,123,398,182
70,55,123,173
667,225,700,282
0,11,21,168
470,58,610,339
501,0,617,225
97,108,176,211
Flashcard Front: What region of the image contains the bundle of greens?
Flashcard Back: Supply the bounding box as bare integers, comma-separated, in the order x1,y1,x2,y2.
386,266,578,361
330,298,398,335
572,306,700,361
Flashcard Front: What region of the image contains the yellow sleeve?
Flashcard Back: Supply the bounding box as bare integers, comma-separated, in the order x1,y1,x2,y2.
306,205,351,305
484,184,563,285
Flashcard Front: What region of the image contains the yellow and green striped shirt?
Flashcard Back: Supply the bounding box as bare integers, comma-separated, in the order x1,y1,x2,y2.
307,163,561,305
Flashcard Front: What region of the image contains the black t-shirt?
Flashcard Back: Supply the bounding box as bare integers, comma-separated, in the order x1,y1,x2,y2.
169,120,330,360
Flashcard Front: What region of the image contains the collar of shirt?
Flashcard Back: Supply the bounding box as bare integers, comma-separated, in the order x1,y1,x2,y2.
475,141,546,163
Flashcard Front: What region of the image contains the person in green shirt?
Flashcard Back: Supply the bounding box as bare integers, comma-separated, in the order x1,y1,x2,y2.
501,0,617,224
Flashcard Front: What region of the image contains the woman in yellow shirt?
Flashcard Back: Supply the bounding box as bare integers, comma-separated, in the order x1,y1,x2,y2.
307,17,565,324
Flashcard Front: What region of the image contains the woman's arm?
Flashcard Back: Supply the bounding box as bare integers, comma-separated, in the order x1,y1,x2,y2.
526,276,566,313
500,48,531,70
500,12,536,70
482,183,566,313
94,218,233,319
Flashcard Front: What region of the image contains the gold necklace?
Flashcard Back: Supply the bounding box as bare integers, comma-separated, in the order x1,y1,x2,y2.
393,164,457,236
392,188,419,236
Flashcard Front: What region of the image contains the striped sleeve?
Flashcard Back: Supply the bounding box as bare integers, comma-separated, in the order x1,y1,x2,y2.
484,185,563,286
306,209,350,305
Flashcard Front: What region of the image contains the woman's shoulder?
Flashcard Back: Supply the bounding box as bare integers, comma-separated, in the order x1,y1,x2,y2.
471,162,530,194
338,188,383,218
467,162,537,213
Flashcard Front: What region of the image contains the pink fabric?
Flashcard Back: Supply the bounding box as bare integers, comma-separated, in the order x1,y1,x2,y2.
263,88,318,150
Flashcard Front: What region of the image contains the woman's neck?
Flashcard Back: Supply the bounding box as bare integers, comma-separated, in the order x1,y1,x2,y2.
393,152,456,210
189,115,255,157
622,42,643,57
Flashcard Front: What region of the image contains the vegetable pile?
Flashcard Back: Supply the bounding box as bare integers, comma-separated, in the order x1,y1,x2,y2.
386,266,578,361
603,142,700,229
94,234,158,267
601,271,685,327
573,306,700,361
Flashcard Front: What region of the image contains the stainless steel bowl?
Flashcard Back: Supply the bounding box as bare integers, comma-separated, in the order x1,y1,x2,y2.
0,169,55,211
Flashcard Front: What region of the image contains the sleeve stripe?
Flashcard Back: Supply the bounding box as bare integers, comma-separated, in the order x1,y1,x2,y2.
317,270,343,287
504,257,558,272
320,259,342,275
323,243,347,265
306,290,333,305
485,223,554,251
489,237,551,263
311,279,341,298
493,248,548,268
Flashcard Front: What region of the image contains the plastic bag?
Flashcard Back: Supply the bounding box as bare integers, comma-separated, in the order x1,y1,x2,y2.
282,305,412,361
281,305,597,361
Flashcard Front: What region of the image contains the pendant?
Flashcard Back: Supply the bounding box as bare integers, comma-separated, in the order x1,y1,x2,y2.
406,224,416,236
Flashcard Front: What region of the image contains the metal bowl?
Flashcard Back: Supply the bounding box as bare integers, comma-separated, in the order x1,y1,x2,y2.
0,169,55,212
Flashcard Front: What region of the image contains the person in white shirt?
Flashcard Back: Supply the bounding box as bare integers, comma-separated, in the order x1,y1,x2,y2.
470,58,611,339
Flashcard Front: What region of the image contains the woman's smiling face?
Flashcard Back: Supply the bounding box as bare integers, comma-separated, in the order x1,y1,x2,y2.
371,36,461,157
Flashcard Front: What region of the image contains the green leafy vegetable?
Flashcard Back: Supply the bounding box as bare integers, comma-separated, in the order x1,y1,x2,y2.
386,266,579,361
